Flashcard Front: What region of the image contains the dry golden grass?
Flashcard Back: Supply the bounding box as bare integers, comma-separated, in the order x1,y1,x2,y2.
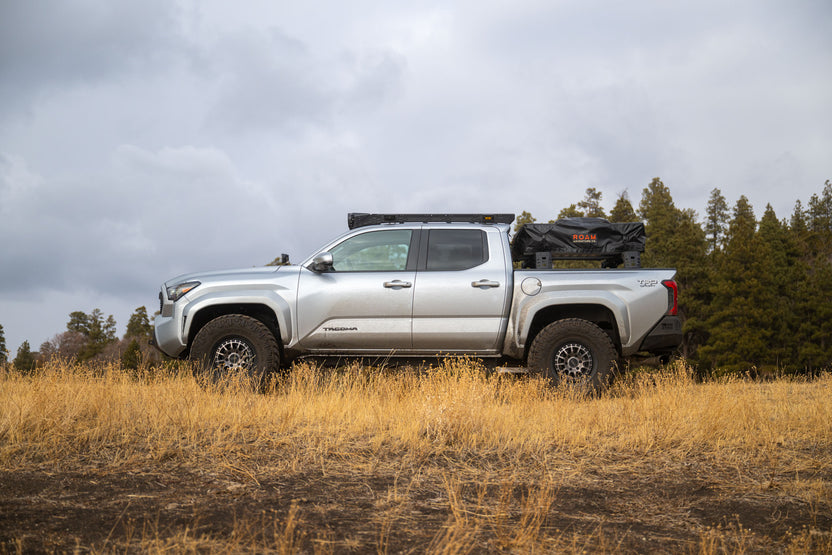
1,358,831,553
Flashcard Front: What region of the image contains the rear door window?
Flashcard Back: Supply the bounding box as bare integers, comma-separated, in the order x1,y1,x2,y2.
425,229,487,271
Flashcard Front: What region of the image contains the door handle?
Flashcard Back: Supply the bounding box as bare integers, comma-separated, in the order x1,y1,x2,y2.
471,280,500,288
384,280,412,288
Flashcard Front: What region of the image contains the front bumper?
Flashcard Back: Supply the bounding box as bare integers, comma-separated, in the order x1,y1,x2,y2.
153,287,189,358
638,315,682,354
154,313,188,358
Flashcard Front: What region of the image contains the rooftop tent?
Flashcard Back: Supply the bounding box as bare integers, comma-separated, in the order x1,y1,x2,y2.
511,218,646,268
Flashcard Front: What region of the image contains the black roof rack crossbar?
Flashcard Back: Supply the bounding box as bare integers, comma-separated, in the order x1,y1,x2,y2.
348,213,515,230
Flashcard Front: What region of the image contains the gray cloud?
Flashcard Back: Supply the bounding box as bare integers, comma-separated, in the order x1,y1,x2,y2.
203,27,406,135
0,0,830,354
0,1,181,120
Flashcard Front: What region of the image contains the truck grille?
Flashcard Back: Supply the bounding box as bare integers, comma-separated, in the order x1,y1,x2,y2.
159,292,164,314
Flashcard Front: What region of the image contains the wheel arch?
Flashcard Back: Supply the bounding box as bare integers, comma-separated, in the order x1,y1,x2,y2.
524,304,621,360
185,303,283,359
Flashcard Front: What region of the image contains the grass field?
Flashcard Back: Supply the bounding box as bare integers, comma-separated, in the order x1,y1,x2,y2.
1,359,831,553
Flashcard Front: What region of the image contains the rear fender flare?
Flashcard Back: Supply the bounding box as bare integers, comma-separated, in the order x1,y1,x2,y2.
508,292,629,356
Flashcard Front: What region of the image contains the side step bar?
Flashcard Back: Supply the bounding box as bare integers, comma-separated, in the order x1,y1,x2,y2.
495,366,530,375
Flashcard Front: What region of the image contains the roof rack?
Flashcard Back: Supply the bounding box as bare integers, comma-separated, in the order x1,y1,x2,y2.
348,213,515,230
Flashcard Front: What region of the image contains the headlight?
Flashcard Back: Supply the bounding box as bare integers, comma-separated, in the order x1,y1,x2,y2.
166,281,201,302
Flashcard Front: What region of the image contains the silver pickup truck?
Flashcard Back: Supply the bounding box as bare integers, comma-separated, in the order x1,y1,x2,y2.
153,214,681,387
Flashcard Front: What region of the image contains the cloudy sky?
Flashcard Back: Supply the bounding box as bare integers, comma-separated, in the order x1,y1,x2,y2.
1,0,830,355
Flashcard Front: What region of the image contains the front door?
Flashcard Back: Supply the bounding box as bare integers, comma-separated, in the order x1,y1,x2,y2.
296,229,416,352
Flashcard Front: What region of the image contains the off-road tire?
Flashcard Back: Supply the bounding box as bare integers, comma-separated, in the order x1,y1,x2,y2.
527,318,618,390
190,314,281,388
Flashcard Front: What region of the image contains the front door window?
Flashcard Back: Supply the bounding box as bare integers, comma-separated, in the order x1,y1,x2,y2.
330,230,412,272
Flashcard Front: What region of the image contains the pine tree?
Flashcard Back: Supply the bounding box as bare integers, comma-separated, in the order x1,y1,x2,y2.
121,339,142,370
790,200,808,235
609,191,637,222
13,340,37,373
699,196,764,372
796,256,832,370
789,185,832,370
125,306,153,340
807,180,832,234
637,178,708,359
755,204,803,371
577,187,606,218
806,180,832,257
513,211,536,233
670,208,709,359
637,178,708,285
0,324,7,365
556,204,583,219
705,188,729,254
638,178,678,269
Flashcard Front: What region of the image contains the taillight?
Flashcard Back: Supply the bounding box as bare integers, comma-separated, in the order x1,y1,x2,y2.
662,280,678,316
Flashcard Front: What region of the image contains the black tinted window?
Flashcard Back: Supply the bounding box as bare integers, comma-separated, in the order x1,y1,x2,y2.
426,230,487,271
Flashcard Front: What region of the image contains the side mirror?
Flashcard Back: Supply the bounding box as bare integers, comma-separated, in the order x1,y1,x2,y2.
309,252,334,273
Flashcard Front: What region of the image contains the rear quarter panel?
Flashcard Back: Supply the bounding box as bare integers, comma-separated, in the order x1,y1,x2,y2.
504,268,676,357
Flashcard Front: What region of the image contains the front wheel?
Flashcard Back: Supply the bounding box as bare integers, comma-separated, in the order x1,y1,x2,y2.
527,318,618,390
190,314,281,387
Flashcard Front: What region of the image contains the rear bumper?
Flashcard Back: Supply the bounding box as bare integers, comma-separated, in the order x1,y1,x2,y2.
638,315,682,354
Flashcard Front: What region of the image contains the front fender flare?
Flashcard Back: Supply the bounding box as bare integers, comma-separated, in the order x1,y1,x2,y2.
181,290,293,347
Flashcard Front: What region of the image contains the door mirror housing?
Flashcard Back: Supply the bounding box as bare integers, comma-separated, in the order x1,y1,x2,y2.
309,252,334,273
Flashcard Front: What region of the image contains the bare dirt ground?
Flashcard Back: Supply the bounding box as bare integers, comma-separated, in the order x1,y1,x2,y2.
2,451,830,553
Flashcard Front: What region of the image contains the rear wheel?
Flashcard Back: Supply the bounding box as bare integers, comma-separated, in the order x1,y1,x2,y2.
527,318,618,390
190,314,281,388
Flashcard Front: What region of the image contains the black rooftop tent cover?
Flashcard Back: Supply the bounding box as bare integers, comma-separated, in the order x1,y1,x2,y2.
511,218,646,267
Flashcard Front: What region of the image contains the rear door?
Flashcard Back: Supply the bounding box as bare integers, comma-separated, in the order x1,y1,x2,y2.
411,227,511,352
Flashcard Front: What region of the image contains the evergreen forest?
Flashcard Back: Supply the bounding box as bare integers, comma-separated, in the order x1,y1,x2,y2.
520,178,832,375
